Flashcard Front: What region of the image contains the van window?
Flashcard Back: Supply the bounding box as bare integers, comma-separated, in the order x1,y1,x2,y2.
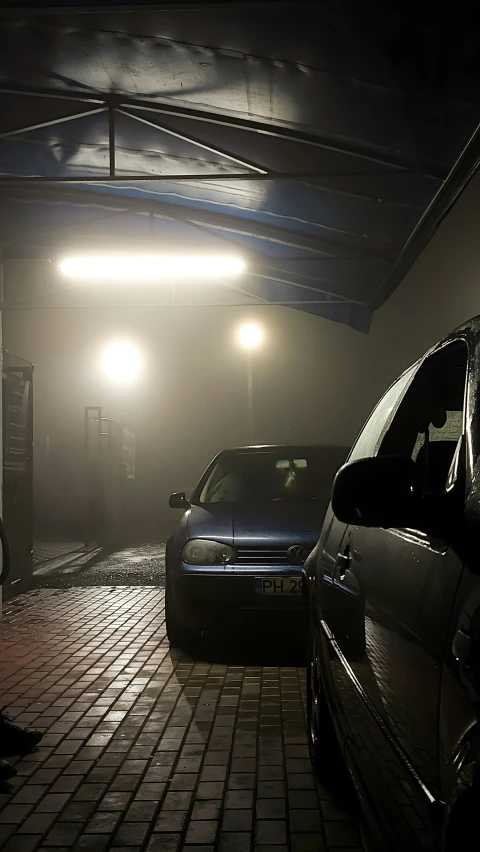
380,341,468,494
348,365,416,463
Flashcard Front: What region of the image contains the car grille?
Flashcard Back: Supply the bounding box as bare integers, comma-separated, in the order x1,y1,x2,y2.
235,547,303,565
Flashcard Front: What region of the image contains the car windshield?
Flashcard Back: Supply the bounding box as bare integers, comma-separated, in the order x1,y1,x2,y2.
196,448,347,504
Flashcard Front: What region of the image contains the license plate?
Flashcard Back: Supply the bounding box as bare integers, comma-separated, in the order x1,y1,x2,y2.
255,577,303,595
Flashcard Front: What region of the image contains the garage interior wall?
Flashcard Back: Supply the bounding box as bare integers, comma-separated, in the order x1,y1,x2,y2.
342,166,480,430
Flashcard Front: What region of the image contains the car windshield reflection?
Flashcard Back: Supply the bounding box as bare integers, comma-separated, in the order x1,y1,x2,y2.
196,449,346,504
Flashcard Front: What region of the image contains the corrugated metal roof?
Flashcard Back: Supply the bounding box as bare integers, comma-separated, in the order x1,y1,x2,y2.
0,1,479,330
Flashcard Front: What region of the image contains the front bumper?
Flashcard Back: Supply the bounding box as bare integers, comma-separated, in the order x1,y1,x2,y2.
170,562,306,629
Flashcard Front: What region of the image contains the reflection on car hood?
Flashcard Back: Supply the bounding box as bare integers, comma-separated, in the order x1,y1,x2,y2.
187,500,327,547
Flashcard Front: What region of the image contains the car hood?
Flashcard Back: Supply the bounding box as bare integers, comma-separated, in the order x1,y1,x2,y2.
186,500,327,547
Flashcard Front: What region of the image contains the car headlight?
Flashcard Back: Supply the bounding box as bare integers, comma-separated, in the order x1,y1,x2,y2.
183,539,234,566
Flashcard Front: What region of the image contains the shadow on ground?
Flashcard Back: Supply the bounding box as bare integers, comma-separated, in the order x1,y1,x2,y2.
187,610,308,667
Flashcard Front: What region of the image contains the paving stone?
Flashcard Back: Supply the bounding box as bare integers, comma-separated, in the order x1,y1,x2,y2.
290,808,322,832
17,812,57,834
73,836,110,851
200,765,227,782
134,783,166,801
256,798,287,819
124,799,157,821
113,821,150,845
162,791,193,810
225,789,254,809
185,819,218,844
222,809,253,831
169,774,197,791
154,811,188,832
227,773,255,790
3,836,42,852
218,832,251,852
191,800,221,821
98,792,131,811
45,821,83,845
146,834,180,852
196,781,225,800
85,811,122,833
0,587,362,852
0,803,35,822
258,765,284,781
291,833,327,852
255,819,288,844
258,780,285,799
288,790,319,810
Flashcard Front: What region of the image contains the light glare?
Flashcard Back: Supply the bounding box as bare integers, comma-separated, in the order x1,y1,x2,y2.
238,323,263,350
103,342,141,382
58,254,245,280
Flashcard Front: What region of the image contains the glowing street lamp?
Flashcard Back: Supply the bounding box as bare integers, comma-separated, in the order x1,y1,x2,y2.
237,322,263,351
237,323,263,444
102,342,141,382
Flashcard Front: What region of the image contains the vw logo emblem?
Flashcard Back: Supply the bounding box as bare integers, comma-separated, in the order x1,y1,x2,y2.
287,545,308,566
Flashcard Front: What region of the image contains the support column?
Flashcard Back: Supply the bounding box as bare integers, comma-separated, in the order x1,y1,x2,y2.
247,350,254,444
0,255,3,616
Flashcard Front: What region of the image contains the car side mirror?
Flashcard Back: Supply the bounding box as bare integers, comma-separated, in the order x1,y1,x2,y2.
169,492,190,510
331,455,420,529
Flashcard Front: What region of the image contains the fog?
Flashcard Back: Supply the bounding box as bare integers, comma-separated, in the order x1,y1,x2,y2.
7,165,480,546
4,294,374,544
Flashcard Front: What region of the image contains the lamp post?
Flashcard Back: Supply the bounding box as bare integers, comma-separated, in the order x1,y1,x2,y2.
237,323,263,444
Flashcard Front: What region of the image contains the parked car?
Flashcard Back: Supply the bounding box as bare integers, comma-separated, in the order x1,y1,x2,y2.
305,317,480,851
166,444,348,648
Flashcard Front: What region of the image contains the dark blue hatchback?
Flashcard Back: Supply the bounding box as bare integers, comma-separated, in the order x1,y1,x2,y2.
165,444,349,648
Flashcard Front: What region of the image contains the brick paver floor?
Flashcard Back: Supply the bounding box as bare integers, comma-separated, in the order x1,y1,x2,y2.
0,588,365,852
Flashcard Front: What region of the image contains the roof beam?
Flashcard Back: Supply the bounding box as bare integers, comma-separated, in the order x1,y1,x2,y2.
373,117,480,309
0,2,286,15
0,184,392,260
3,300,359,311
118,108,268,174
0,171,409,183
248,270,366,306
0,85,445,179
0,107,107,139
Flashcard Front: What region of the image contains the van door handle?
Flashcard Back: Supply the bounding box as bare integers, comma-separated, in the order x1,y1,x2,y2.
336,552,350,581
453,629,472,668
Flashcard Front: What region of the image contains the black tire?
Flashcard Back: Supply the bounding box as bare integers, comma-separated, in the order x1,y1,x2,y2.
165,571,201,652
307,630,345,781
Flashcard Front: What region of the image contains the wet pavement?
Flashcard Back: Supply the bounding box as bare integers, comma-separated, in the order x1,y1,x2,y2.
0,587,367,852
34,543,166,589
33,542,86,570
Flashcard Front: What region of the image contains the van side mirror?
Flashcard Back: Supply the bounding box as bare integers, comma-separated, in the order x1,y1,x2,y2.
169,492,190,510
332,456,420,529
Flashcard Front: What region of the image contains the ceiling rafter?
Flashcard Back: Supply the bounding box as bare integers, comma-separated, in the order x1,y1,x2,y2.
0,86,445,179
0,106,107,140
1,185,391,259
117,108,268,175
1,2,289,16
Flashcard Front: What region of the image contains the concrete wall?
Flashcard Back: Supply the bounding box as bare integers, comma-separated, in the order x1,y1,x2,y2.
340,167,480,436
